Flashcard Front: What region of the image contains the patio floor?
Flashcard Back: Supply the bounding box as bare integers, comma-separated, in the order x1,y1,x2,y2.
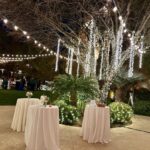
0,106,150,150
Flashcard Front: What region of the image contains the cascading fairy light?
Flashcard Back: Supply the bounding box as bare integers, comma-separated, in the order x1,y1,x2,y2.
76,40,80,77
69,48,74,75
55,38,61,72
93,33,97,76
66,48,71,73
99,48,104,80
114,20,124,70
118,21,124,63
128,33,135,77
85,19,94,76
139,36,144,69
139,52,143,69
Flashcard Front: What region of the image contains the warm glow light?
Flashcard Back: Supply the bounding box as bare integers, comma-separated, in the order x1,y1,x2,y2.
38,43,41,47
123,22,126,27
124,29,127,33
119,16,122,21
3,19,8,24
1,18,68,60
14,25,19,31
34,40,38,44
113,7,117,12
128,33,131,37
26,36,30,39
23,31,27,35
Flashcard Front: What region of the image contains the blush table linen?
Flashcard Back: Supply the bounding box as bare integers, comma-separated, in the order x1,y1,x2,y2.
25,105,60,150
81,105,111,143
11,98,40,132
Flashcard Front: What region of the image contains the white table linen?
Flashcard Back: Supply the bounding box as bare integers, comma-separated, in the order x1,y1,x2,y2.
11,98,40,132
81,105,111,143
25,105,60,150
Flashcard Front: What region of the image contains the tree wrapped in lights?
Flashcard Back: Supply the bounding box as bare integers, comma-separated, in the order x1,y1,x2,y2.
0,0,149,102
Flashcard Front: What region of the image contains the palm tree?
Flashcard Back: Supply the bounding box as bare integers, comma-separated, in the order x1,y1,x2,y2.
52,74,99,106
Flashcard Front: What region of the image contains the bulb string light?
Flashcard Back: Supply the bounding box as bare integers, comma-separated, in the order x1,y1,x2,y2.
0,53,64,59
1,17,68,60
111,0,132,37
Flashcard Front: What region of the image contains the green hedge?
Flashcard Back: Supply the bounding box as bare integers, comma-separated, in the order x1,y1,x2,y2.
0,90,50,105
134,100,150,116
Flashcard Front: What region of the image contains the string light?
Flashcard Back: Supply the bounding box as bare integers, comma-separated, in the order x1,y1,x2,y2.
128,33,131,37
23,31,27,35
55,38,61,72
26,35,30,39
124,29,127,33
0,52,65,61
118,16,122,21
1,17,69,61
38,43,41,47
34,40,38,44
128,34,135,77
111,1,134,42
122,22,126,27
3,19,8,24
113,6,117,12
14,25,19,31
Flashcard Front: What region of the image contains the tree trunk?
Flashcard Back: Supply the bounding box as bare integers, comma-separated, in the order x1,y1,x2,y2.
100,81,112,103
115,86,131,102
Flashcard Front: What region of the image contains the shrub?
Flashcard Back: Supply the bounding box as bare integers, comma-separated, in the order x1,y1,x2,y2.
134,100,150,116
135,89,150,101
109,102,133,124
53,100,80,125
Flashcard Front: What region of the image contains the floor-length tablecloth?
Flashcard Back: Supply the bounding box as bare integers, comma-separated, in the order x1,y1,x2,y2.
25,105,60,150
11,98,40,132
81,105,111,143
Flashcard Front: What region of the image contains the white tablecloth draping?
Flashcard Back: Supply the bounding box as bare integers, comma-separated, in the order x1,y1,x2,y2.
11,98,40,132
81,105,111,144
25,105,60,150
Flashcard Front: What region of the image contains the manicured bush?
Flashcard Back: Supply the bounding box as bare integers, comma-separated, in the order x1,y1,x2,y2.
134,100,150,116
109,102,133,124
53,100,80,125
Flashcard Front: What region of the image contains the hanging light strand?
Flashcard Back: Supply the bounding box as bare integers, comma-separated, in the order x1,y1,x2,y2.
128,33,135,77
55,38,61,72
99,48,104,80
139,36,144,69
69,48,74,75
1,17,68,60
76,40,80,77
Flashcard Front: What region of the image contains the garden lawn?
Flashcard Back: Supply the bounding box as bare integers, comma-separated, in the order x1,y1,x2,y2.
0,90,50,105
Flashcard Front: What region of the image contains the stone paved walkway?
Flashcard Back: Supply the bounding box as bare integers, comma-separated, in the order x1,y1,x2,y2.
0,106,150,150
